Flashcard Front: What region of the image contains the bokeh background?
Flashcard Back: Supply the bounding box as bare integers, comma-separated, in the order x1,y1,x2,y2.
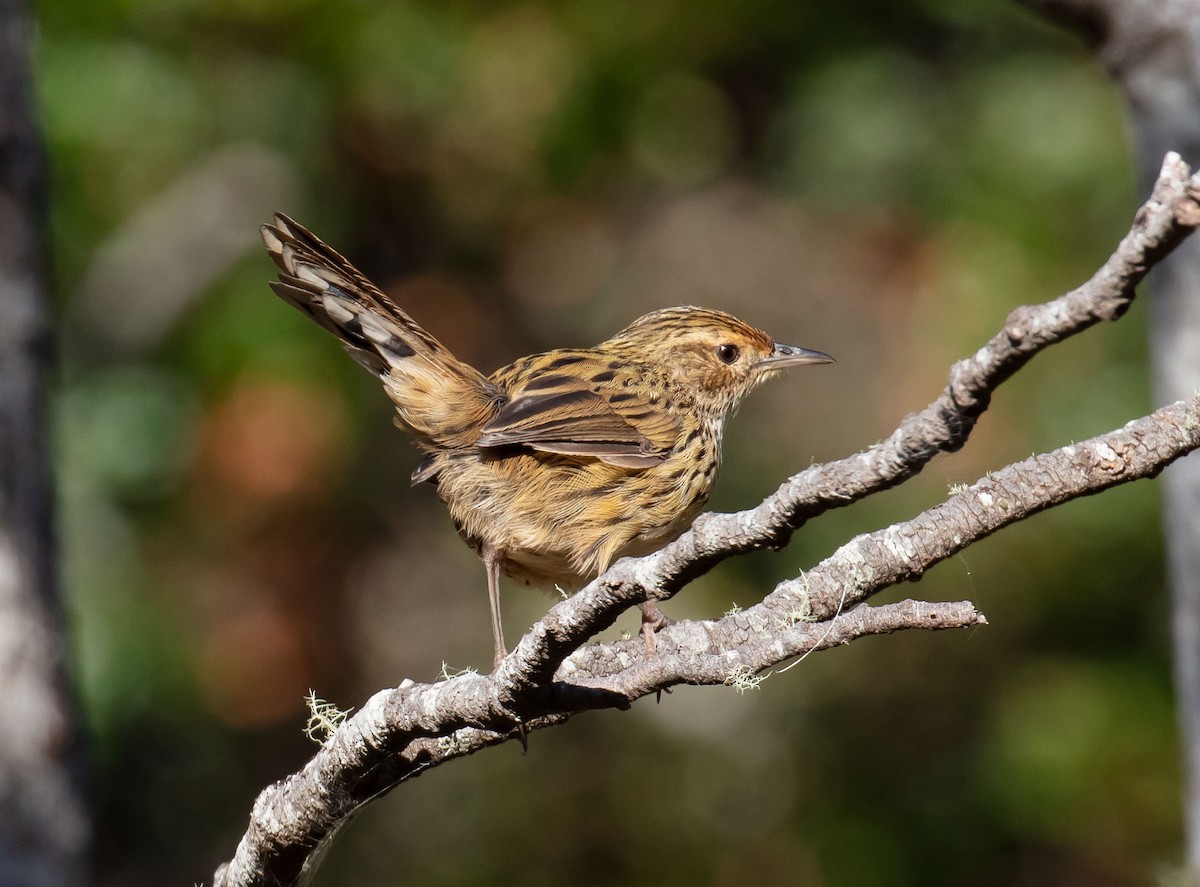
35,0,1178,883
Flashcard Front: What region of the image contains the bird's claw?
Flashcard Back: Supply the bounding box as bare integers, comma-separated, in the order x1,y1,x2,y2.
638,600,673,655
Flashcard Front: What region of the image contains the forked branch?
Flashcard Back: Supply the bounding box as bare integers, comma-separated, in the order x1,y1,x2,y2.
213,153,1200,887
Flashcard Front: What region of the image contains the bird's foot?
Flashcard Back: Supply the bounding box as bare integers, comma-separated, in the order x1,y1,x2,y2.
638,601,675,703
638,601,673,655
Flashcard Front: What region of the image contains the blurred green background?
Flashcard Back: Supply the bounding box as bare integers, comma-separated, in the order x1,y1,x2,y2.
34,0,1179,883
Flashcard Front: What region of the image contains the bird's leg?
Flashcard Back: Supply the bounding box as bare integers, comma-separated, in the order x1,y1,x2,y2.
639,601,674,703
483,546,527,749
483,545,507,669
638,600,673,654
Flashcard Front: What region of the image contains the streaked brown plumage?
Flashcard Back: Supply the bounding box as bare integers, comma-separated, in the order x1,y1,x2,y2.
262,214,834,667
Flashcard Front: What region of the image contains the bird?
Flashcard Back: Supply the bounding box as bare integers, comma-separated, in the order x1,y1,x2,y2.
261,213,834,669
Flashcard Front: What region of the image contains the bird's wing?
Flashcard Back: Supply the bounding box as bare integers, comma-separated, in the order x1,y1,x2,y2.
478,359,681,468
262,214,500,448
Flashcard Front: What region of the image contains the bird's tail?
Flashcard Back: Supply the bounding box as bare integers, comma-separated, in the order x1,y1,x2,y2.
262,214,499,449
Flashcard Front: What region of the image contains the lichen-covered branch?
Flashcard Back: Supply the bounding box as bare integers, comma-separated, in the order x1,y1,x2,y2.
213,153,1200,887
552,393,1200,696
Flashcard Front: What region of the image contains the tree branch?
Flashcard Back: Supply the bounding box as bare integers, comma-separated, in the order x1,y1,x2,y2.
213,153,1200,887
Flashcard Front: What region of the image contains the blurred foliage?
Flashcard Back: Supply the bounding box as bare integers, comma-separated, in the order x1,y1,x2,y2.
31,0,1180,883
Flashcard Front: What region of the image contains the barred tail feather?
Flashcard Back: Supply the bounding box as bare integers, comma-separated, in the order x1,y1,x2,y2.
262,214,500,448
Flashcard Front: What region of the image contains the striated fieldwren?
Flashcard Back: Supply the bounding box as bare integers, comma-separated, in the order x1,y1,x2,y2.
262,214,834,668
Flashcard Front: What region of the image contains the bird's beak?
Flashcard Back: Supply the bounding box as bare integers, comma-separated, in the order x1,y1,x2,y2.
759,343,836,369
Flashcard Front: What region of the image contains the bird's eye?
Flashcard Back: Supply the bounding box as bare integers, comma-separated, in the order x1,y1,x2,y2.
716,343,740,365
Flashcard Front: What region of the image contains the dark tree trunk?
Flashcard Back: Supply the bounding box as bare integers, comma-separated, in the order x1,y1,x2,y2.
0,0,92,884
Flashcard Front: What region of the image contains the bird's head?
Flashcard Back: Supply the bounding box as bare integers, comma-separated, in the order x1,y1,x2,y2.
612,306,834,415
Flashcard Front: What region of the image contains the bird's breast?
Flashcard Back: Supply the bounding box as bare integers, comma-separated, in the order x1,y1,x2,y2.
428,433,721,589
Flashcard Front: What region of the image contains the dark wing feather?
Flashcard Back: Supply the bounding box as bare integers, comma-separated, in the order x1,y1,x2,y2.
478,362,681,468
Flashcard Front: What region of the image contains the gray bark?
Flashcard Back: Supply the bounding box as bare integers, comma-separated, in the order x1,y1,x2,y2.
1123,12,1200,877
1017,0,1200,871
0,1,92,884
